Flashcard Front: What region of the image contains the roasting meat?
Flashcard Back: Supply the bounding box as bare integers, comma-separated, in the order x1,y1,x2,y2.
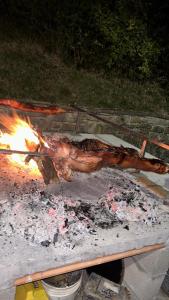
0,99,65,114
39,137,169,182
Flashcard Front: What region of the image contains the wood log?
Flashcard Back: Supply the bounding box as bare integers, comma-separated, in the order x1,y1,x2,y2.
25,154,59,185
25,139,59,184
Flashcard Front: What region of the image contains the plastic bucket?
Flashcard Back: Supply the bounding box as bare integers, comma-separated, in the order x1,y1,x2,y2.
42,271,83,300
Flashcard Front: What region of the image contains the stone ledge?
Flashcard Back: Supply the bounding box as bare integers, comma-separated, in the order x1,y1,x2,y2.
134,173,169,199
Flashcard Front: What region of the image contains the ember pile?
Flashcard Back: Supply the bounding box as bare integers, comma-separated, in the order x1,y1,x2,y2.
0,160,168,250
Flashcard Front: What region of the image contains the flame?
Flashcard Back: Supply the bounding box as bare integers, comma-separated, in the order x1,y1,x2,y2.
0,113,41,174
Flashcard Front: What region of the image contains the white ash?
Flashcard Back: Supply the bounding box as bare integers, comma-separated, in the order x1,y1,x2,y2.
0,156,168,249
102,184,159,225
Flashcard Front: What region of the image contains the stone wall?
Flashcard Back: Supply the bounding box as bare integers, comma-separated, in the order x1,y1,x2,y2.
0,104,169,161
29,109,169,162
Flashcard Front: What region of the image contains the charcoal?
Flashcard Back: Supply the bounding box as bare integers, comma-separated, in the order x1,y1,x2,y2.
123,225,129,230
53,231,59,245
41,240,51,247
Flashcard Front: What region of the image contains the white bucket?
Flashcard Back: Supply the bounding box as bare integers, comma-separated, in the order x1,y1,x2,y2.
42,271,83,300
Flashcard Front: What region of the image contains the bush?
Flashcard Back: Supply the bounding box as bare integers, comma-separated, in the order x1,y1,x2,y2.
2,0,161,79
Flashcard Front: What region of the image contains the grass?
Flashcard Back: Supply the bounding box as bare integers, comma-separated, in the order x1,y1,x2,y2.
0,36,168,115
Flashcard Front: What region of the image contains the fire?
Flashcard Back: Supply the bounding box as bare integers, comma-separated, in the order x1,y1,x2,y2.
0,113,41,174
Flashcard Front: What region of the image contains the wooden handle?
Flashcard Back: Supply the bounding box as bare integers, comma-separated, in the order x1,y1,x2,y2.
15,243,164,286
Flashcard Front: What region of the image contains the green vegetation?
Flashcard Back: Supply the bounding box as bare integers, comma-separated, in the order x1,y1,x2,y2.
0,38,168,114
2,0,169,80
0,1,169,114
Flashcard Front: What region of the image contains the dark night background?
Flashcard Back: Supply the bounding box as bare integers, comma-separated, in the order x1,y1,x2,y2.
0,0,169,113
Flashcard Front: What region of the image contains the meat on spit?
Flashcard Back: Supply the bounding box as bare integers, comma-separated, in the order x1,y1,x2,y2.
34,137,169,183
0,99,65,114
0,99,168,183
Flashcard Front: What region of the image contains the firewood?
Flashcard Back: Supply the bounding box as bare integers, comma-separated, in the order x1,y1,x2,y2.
25,154,59,185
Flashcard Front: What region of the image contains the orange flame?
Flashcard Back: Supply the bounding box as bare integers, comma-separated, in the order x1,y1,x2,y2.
0,113,41,174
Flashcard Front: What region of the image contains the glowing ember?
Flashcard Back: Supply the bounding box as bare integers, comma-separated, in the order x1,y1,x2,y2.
0,114,41,174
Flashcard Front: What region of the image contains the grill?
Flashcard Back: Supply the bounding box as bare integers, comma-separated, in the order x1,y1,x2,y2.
0,100,168,300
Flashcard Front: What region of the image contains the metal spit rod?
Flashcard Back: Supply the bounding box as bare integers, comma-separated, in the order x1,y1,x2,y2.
1,104,169,158
0,148,50,157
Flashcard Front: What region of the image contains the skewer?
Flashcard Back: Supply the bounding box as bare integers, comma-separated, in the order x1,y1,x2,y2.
0,148,50,157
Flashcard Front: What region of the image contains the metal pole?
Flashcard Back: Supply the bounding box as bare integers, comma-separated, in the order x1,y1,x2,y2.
72,105,169,153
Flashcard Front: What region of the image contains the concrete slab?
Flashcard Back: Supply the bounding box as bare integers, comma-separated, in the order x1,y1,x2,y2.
0,167,169,291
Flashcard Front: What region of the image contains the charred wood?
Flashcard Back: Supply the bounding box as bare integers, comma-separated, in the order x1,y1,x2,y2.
25,154,59,185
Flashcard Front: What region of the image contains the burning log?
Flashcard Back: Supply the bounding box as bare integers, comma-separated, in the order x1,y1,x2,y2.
25,154,59,185
0,99,66,114
24,137,59,185
0,113,59,183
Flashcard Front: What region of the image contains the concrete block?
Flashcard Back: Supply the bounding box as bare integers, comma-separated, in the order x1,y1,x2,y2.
0,287,16,300
124,257,167,300
133,248,169,277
